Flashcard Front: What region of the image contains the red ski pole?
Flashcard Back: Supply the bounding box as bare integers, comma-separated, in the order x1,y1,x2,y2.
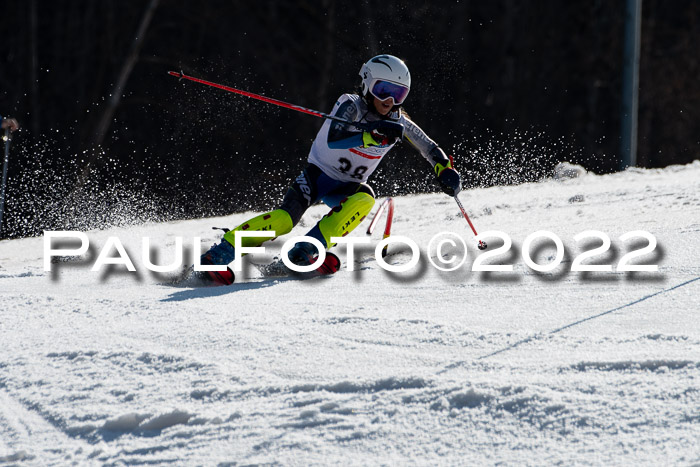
366,198,395,257
454,195,487,250
446,155,487,250
168,70,371,131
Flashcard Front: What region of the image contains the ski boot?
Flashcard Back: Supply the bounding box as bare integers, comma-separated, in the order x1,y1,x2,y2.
287,241,317,267
200,239,237,285
286,238,341,277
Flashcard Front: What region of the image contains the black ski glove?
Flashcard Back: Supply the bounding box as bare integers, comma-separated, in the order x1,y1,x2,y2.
363,120,404,146
435,160,462,196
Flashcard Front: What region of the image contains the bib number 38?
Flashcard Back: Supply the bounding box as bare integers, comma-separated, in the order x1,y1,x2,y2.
337,157,368,180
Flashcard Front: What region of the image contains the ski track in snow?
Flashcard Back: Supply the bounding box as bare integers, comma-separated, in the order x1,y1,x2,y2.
1,162,700,465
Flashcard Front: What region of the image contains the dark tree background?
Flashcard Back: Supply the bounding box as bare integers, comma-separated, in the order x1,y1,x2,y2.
0,0,698,238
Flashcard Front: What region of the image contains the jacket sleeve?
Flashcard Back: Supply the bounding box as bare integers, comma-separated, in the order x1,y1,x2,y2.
326,95,365,149
402,115,451,169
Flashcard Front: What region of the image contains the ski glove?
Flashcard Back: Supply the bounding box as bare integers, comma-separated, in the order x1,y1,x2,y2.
363,120,404,147
434,160,462,196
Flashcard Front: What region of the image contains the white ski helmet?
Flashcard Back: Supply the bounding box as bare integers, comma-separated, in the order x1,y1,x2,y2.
359,54,411,105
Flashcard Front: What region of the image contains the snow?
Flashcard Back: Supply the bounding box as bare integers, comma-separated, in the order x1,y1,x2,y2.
1,161,699,465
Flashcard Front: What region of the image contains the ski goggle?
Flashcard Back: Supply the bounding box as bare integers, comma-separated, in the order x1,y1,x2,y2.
369,80,410,105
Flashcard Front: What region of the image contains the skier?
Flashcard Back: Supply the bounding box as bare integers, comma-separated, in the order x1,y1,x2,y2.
199,54,461,284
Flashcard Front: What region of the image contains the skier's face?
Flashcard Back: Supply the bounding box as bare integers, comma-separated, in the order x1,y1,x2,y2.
373,96,394,116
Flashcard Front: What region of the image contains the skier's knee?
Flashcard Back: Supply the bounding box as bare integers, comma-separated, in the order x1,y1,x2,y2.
317,192,375,247
356,183,375,199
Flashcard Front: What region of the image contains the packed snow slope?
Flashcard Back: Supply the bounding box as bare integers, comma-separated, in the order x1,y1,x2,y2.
1,162,699,466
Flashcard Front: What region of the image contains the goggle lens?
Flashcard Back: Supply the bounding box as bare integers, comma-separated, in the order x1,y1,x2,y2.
370,80,409,105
